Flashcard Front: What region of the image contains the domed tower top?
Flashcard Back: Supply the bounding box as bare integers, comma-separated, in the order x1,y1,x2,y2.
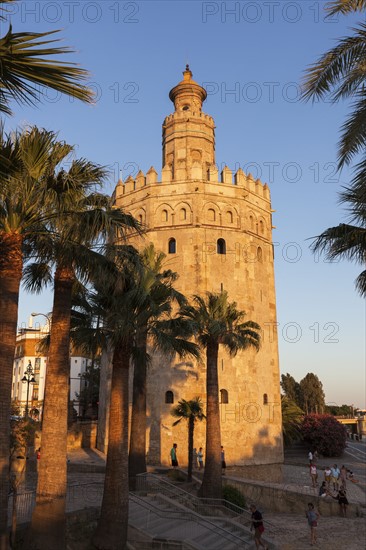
169,65,207,113
163,66,215,177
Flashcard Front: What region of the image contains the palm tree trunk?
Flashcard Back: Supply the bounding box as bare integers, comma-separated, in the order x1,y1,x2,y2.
93,339,130,549
27,264,74,550
129,328,147,489
187,417,194,482
199,341,222,499
0,232,23,549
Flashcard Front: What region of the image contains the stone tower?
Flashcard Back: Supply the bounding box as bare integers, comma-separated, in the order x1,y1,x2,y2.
105,67,283,478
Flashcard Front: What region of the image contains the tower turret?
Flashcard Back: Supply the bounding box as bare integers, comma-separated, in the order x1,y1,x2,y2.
162,65,215,180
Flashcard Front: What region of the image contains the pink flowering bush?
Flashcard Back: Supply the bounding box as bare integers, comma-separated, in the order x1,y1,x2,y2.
301,414,347,457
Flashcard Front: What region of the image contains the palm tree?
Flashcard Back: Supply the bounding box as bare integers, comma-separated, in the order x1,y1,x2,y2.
81,257,195,548
0,126,73,544
311,185,366,296
302,0,366,294
0,0,93,115
281,395,304,446
128,244,192,486
302,0,366,175
171,398,206,482
22,165,140,549
180,291,261,499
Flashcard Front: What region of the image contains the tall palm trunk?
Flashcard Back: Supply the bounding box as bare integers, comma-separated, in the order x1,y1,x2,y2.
28,264,74,550
0,232,23,549
187,416,194,482
128,328,147,489
93,340,130,549
199,341,222,498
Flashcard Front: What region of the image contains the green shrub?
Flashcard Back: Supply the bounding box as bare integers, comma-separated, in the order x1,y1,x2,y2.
167,469,186,482
222,484,246,509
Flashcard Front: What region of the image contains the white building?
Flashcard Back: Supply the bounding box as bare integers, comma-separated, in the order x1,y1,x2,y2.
12,317,90,417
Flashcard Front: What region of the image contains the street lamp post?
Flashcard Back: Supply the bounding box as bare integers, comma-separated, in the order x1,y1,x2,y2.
21,360,36,419
31,312,51,326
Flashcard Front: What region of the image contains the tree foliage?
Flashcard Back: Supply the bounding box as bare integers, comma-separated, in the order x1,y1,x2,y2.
281,396,304,446
299,373,326,414
301,413,347,456
0,0,93,115
280,373,301,405
171,397,206,482
302,0,366,296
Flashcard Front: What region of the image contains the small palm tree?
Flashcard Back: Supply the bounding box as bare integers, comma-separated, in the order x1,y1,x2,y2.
281,395,304,446
0,0,93,115
171,398,206,482
180,291,261,499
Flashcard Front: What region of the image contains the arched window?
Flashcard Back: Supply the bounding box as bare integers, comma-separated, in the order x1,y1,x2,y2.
217,238,226,255
138,214,143,225
161,209,168,222
257,247,263,262
259,220,264,234
227,211,233,224
168,238,176,254
249,215,254,230
220,389,229,404
180,208,187,221
165,391,174,404
263,393,268,405
208,208,216,222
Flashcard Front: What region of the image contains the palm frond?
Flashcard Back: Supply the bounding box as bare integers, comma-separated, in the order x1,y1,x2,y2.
22,261,52,293
338,90,366,167
311,223,366,263
326,0,366,16
0,25,93,114
302,23,366,102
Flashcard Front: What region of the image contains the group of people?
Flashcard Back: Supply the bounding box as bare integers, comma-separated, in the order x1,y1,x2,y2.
170,444,227,474
308,451,351,518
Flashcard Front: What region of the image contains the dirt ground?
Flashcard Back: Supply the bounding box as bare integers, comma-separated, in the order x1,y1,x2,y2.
265,512,365,549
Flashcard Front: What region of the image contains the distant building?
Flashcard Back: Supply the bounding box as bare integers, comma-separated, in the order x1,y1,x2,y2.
12,317,91,417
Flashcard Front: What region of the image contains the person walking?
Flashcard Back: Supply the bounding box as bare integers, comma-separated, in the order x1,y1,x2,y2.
250,504,268,549
305,503,319,546
308,450,313,464
309,463,318,488
221,446,226,475
170,443,178,468
197,447,204,470
331,464,340,491
331,487,349,517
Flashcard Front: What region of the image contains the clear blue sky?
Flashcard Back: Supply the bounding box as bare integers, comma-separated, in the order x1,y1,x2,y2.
4,1,365,408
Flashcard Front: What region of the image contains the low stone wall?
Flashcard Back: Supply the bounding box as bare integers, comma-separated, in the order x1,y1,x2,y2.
228,463,283,483
223,477,364,518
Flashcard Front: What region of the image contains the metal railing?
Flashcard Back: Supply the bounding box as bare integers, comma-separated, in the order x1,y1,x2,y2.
130,492,251,548
135,473,252,525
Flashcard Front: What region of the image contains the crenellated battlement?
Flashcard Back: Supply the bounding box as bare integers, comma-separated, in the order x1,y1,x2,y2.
113,163,270,201
163,111,215,125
